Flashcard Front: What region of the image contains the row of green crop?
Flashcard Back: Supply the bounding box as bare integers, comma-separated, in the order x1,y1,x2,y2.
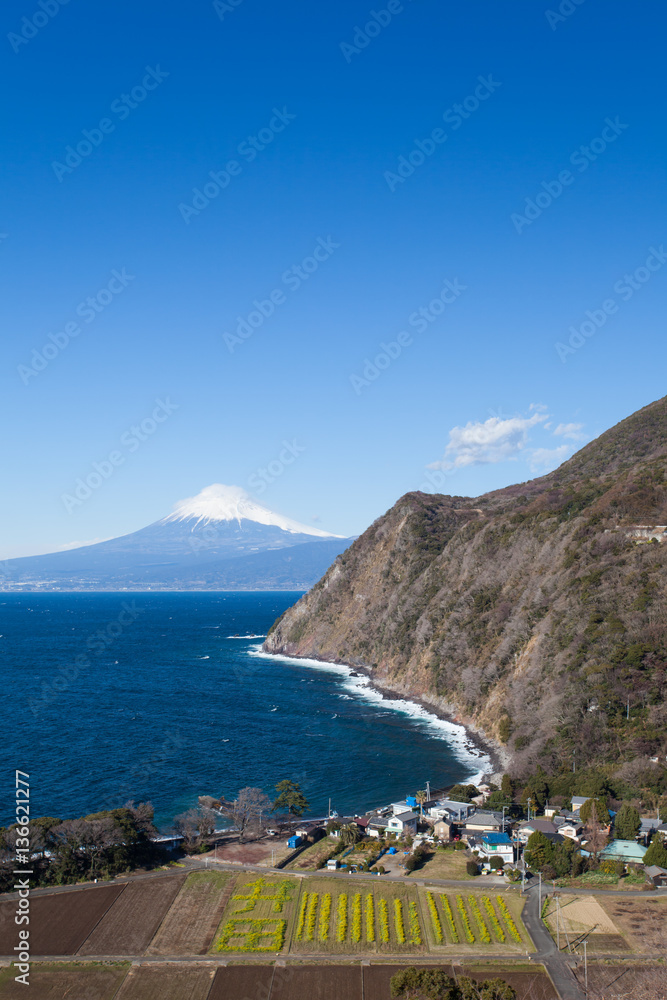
496,896,522,942
426,894,520,946
426,891,443,943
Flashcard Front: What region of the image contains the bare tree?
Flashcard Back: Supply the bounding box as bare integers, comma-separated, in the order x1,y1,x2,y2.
220,787,272,843
173,806,217,848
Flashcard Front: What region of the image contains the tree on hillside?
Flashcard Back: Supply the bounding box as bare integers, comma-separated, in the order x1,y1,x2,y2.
643,833,667,868
524,831,552,871
580,797,611,826
273,779,309,817
614,803,641,841
448,784,479,803
501,774,513,798
221,787,272,843
415,790,427,817
581,800,609,860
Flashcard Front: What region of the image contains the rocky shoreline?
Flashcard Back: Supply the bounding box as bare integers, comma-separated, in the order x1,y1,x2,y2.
260,646,511,787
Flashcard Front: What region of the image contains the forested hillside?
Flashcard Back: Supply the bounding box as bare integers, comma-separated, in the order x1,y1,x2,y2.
265,397,667,793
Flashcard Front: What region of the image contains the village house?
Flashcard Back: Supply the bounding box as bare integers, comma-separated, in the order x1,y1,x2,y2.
645,865,667,887
478,832,514,865
516,818,558,845
570,796,589,813
386,811,418,837
427,799,474,823
367,817,389,838
461,810,504,838
557,821,583,842
433,819,455,841
593,839,648,864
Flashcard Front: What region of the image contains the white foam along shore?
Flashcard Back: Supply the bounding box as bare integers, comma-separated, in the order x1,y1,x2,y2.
249,646,492,784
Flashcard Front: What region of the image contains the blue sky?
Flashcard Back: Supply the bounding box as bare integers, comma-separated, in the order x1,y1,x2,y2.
1,0,666,557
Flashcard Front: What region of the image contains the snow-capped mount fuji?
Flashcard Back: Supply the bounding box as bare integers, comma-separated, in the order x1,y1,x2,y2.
1,486,352,591
162,484,341,538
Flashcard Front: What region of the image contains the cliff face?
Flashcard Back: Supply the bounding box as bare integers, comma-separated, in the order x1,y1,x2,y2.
264,397,667,779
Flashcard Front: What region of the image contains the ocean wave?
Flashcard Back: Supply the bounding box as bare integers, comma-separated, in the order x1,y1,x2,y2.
250,647,491,781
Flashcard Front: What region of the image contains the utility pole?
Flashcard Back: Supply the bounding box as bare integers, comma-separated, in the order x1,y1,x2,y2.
572,749,576,774
627,697,630,720
502,805,508,831
426,780,430,802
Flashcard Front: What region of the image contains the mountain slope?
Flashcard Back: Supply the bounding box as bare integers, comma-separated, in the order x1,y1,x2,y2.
2,485,352,591
264,397,667,778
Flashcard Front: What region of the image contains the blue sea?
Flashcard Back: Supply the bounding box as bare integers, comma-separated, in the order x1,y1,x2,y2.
0,592,489,830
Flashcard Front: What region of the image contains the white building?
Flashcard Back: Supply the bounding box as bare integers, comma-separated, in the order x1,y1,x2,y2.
386,811,418,836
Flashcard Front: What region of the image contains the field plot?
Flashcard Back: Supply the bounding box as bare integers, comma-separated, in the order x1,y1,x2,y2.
0,884,124,956
419,890,530,952
405,848,474,880
208,964,275,1000
291,878,424,954
78,876,186,955
0,961,129,1000
285,836,338,871
147,871,233,955
601,896,667,954
270,964,363,1000
114,963,215,1000
362,964,556,1000
584,963,667,998
211,875,296,953
544,895,629,954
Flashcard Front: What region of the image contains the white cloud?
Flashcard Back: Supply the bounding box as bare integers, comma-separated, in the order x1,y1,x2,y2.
528,445,571,473
553,422,586,441
428,411,548,471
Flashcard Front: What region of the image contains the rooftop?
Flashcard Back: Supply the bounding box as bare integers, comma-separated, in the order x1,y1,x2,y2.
482,833,512,845
599,839,648,861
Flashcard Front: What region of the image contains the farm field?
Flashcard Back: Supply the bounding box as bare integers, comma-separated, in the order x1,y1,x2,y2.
271,964,364,1000
419,888,532,953
362,964,557,1000
600,896,667,954
211,875,297,954
405,848,475,880
544,895,629,954
583,963,667,998
290,878,425,954
114,963,215,1000
208,964,275,1000
285,836,339,871
78,877,186,955
0,961,129,999
0,884,124,956
147,871,233,955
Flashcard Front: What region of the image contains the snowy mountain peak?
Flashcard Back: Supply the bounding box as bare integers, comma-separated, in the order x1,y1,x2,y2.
161,484,342,537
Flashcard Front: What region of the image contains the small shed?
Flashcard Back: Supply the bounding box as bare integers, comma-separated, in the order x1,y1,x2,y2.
645,865,667,887
287,835,302,849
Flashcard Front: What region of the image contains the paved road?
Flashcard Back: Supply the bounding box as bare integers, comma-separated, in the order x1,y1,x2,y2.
521,886,585,1000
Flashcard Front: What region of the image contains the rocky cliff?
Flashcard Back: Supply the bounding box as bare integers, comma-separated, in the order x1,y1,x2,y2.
264,396,667,779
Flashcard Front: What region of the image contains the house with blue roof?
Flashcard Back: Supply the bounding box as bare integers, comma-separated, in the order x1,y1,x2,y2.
479,832,514,864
